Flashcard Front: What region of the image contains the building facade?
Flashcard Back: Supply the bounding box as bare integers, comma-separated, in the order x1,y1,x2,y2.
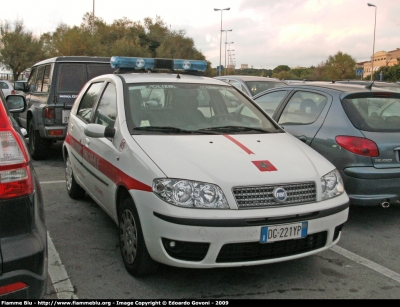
363,48,400,79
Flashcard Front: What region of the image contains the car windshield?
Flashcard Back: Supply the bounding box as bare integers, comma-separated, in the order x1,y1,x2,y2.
342,96,400,132
244,81,287,96
125,83,281,134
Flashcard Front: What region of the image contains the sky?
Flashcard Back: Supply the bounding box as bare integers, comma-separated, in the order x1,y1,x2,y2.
2,0,400,70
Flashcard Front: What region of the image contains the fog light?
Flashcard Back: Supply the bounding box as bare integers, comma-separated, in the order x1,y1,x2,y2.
169,241,176,248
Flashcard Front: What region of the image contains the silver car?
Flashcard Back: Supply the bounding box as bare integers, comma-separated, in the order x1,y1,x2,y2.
253,81,400,208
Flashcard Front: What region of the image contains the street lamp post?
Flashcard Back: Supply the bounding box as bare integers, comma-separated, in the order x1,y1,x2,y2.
225,41,233,75
223,30,232,75
227,49,234,74
214,8,230,76
368,3,377,81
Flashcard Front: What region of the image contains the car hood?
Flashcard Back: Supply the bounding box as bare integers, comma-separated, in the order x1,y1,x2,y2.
133,133,334,186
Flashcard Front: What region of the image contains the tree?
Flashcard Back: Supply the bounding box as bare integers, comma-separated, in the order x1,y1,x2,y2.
324,51,356,80
272,65,290,75
0,20,44,80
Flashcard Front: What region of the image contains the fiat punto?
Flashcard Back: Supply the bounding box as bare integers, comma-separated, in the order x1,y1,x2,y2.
63,56,349,277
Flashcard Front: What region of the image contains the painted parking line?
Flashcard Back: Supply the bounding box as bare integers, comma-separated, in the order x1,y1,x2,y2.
40,180,66,184
47,231,79,299
331,245,400,283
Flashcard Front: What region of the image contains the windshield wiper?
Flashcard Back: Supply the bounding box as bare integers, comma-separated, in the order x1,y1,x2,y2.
197,126,270,133
133,126,218,134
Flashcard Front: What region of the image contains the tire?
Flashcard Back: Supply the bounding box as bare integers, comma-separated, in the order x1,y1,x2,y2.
65,155,86,199
28,121,51,160
118,197,158,277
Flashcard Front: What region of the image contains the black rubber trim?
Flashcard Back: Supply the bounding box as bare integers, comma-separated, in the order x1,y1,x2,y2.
153,202,349,227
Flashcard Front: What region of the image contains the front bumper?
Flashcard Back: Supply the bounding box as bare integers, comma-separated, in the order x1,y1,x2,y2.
131,191,349,268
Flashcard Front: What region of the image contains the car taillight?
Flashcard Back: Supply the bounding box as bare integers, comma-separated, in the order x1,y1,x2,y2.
44,107,55,119
0,99,33,199
335,135,379,157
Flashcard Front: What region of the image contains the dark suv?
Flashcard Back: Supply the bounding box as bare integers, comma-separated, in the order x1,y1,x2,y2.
0,90,47,298
14,56,115,159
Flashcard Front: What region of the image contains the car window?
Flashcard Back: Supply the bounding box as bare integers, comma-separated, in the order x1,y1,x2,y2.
58,63,87,92
93,83,117,128
342,96,400,132
0,81,9,89
278,91,327,125
245,81,287,96
42,65,51,92
87,64,115,80
34,65,45,92
254,90,289,116
27,66,38,92
77,82,104,122
126,83,278,132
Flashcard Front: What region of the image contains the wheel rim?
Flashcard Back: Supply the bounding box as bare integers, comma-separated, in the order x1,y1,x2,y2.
120,209,138,264
65,157,73,191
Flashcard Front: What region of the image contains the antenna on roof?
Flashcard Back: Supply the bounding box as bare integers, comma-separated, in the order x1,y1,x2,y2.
365,81,375,90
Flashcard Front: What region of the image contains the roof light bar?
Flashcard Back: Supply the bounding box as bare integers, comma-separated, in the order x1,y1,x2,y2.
110,56,207,72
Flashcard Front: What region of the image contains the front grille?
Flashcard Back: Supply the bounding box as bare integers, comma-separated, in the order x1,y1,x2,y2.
233,182,316,208
216,231,327,263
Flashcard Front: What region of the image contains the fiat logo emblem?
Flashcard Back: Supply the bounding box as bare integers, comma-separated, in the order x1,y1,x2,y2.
273,187,287,203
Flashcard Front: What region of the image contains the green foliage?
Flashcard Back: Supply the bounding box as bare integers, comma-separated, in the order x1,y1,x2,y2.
0,20,45,80
272,65,290,74
324,51,356,80
375,62,400,82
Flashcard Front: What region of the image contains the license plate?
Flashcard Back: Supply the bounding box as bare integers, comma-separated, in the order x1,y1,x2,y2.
260,221,308,243
62,110,70,124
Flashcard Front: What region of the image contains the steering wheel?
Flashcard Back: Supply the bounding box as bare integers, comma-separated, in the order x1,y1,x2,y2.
207,114,233,123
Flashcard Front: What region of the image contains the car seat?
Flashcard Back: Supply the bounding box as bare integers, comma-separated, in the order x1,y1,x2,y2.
170,89,205,127
130,89,152,127
300,99,317,114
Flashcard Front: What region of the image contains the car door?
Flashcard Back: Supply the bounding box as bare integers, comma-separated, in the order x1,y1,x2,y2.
68,81,105,188
273,89,332,145
81,82,118,216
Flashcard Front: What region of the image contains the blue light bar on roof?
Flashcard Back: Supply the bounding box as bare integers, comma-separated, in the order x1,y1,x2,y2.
110,56,207,72
173,59,207,72
111,56,155,69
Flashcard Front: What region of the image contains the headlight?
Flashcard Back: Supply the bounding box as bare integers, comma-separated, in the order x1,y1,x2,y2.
152,178,229,209
321,169,344,200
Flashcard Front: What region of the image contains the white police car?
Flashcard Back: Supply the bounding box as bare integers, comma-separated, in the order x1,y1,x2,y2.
63,56,349,277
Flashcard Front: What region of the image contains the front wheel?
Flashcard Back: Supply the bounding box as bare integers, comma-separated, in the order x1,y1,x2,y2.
28,121,51,160
118,197,158,277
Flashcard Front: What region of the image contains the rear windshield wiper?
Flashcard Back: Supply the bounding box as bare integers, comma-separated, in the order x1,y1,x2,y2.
133,126,218,134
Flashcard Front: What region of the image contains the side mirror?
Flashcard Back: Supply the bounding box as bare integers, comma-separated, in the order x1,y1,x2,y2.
84,123,115,138
13,81,28,92
6,95,26,113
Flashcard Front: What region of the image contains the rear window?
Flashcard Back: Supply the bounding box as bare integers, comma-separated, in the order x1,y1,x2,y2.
244,81,287,96
57,63,113,92
342,96,400,132
87,64,114,80
58,64,86,92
